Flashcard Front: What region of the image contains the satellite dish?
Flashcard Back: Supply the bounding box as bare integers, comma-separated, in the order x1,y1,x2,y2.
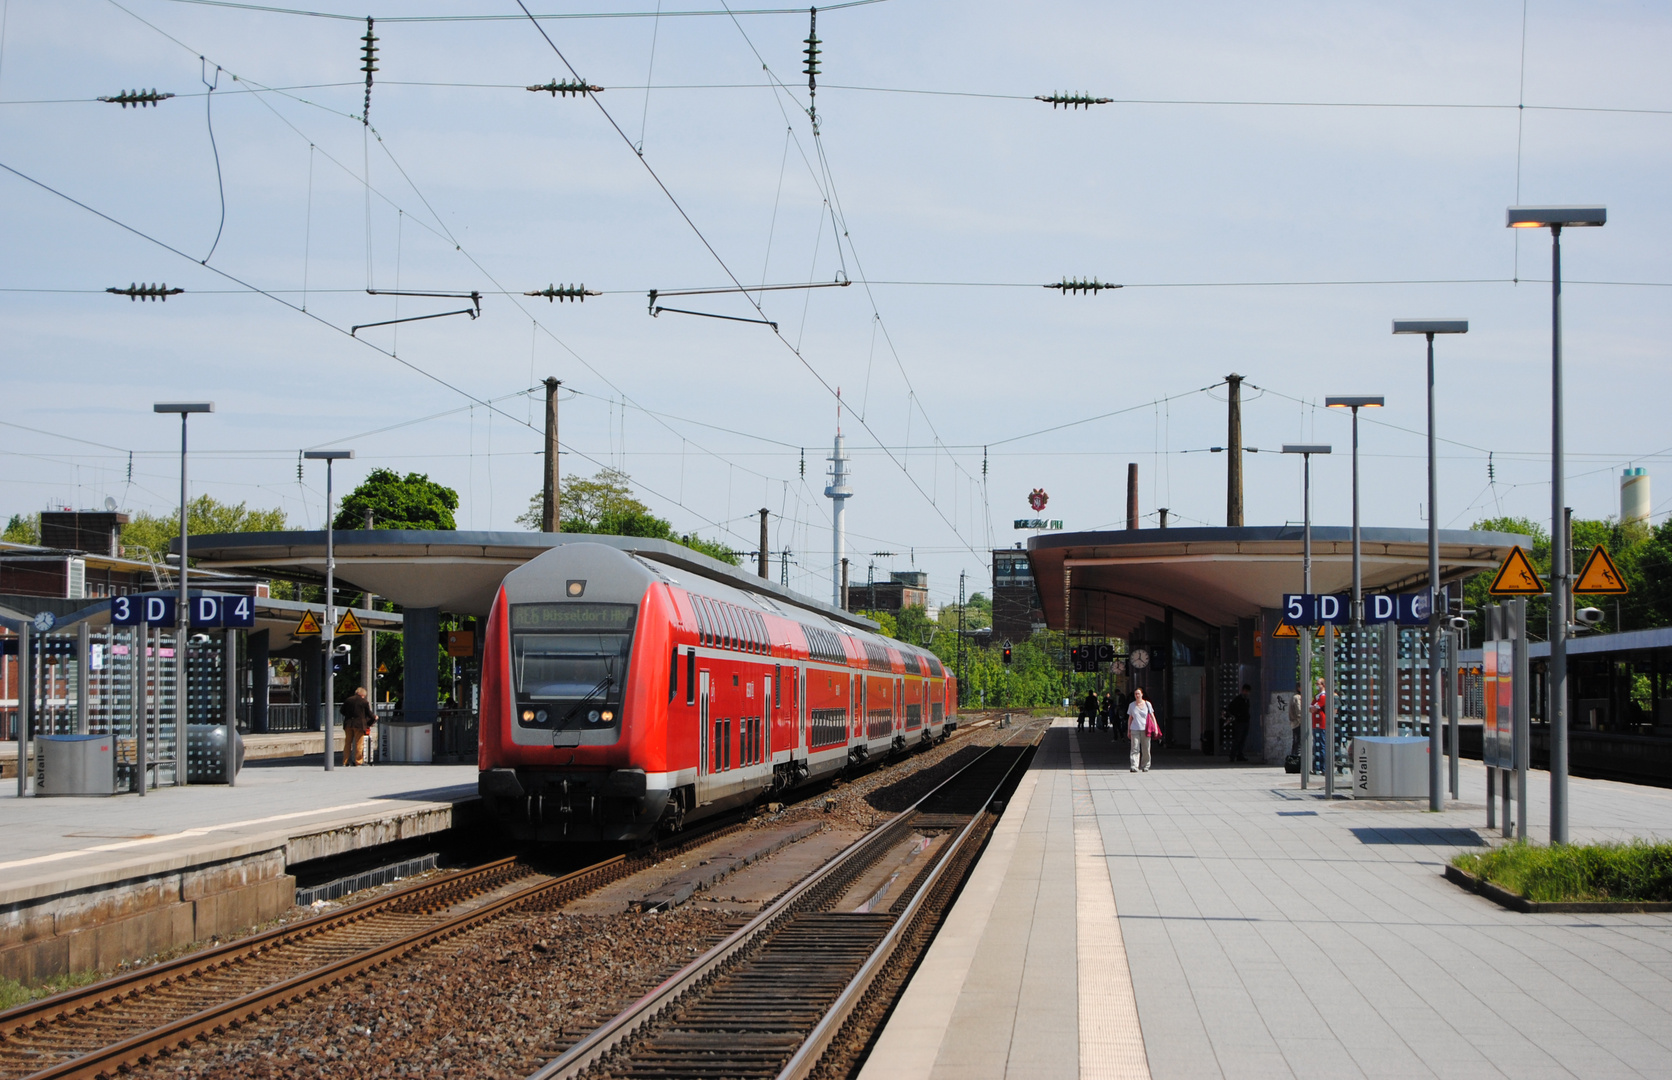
104,496,118,512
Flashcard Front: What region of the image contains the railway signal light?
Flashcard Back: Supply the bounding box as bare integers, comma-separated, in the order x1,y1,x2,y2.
107,283,183,301
525,284,600,302
1002,645,1013,665
527,79,603,98
98,89,174,108
1046,278,1121,295
1035,92,1113,110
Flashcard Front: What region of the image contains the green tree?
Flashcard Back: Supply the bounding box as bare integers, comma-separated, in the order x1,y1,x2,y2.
854,609,899,638
894,603,935,647
517,469,739,565
3,513,40,545
335,469,458,530
122,496,288,560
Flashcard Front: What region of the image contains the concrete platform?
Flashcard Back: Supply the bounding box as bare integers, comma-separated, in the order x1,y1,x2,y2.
0,758,478,983
862,720,1672,1080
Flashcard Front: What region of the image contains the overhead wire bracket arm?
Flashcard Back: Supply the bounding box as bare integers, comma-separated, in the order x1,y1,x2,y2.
353,291,481,335
648,278,850,303
650,305,778,331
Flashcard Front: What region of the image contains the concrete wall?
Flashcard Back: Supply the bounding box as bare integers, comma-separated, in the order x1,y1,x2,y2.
0,850,295,984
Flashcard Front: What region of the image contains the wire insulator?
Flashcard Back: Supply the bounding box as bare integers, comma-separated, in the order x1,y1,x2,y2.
524,284,599,302
107,283,183,301
98,89,175,108
1045,278,1122,295
361,17,378,125
1035,92,1113,110
526,79,603,98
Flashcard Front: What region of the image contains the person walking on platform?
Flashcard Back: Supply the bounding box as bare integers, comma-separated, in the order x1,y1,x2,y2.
1225,683,1252,762
1127,687,1158,773
1288,688,1306,762
1099,691,1116,733
341,686,376,767
1078,691,1095,729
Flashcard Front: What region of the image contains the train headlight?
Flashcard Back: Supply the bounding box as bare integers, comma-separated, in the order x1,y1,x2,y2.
587,709,601,724
521,709,535,722
535,709,548,724
600,710,615,723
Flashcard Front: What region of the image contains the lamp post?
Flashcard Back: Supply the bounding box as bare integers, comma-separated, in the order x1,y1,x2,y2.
154,402,213,787
1283,443,1331,789
1508,205,1605,844
304,449,354,772
1393,319,1467,811
1323,397,1384,626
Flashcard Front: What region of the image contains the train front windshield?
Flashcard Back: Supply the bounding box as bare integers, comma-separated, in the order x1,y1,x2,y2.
509,602,637,730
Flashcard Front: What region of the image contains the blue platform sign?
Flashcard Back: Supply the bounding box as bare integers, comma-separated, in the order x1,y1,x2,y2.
1284,592,1429,626
111,594,176,626
222,594,255,628
112,593,254,628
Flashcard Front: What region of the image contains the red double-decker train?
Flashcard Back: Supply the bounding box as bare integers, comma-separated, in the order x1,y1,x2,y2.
478,539,958,841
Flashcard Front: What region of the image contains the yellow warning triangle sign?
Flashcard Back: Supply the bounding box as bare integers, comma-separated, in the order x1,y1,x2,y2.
1272,621,1299,638
377,662,388,674
294,610,323,636
336,609,364,635
1488,545,1545,596
1574,545,1630,595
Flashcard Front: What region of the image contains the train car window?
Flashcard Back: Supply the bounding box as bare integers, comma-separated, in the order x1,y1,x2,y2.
724,605,740,651
692,596,709,646
757,612,770,653
750,611,763,653
686,649,697,706
669,644,679,701
774,665,782,707
714,601,730,649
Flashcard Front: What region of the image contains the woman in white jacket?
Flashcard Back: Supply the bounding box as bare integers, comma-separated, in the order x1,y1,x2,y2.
1127,687,1157,773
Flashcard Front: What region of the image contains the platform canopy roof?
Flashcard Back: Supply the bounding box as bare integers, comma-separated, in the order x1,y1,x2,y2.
1026,525,1531,637
178,530,869,626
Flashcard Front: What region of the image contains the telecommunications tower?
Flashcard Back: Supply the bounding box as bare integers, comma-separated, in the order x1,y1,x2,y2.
825,417,852,608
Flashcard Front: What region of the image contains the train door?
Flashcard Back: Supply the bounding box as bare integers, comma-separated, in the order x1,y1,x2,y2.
896,677,904,734
697,669,714,800
763,673,773,761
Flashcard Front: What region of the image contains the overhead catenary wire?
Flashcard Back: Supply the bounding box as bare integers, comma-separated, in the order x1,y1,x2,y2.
87,0,821,554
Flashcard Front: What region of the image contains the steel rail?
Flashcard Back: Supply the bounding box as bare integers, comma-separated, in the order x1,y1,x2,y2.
776,736,1037,1079
527,729,1039,1080
18,856,627,1080
0,854,530,1040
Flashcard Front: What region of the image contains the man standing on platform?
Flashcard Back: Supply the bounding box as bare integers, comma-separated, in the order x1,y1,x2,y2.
341,686,376,767
1226,683,1252,762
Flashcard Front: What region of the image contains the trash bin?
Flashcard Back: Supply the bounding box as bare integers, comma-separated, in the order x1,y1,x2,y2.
1350,736,1429,798
35,734,118,796
384,721,433,763
186,724,246,784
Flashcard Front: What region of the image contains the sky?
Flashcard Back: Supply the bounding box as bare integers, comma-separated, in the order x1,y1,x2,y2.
2,0,1669,608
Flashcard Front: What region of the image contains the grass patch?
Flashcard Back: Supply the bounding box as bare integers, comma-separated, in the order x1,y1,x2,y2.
1452,840,1672,903
0,969,105,1012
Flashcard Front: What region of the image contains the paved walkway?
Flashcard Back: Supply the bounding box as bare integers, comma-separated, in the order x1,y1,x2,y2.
863,720,1672,1080
0,758,478,903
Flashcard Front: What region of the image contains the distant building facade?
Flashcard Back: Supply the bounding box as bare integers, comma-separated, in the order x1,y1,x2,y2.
991,548,1043,642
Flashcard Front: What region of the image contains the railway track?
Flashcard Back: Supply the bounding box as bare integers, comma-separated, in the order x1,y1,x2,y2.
530,727,1041,1080
0,822,752,1080
0,718,1007,1080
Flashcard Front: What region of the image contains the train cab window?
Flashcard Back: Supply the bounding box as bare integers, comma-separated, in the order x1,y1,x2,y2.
508,602,635,733
686,649,697,706
669,644,679,701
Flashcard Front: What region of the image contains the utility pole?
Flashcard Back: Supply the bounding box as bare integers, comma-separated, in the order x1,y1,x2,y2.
758,509,770,579
957,570,966,707
1226,373,1244,527
542,378,561,532
1126,463,1139,530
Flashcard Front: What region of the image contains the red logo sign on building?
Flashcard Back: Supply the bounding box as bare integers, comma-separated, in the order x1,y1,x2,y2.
1028,488,1049,512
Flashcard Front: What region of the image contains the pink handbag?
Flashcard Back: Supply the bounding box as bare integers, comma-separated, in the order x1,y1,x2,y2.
1143,706,1161,739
